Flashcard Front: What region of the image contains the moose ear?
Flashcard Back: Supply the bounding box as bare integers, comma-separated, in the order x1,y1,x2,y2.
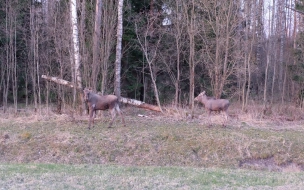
83,88,90,95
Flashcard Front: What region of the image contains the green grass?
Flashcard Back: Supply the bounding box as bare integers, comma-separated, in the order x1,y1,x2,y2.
1,164,304,189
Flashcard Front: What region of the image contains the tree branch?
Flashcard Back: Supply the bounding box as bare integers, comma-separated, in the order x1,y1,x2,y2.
286,6,304,15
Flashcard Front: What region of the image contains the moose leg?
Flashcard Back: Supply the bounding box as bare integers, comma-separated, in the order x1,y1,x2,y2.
224,111,229,121
220,111,229,127
207,110,212,127
91,104,96,128
92,110,96,126
221,111,226,127
115,105,126,127
88,108,94,129
108,108,117,128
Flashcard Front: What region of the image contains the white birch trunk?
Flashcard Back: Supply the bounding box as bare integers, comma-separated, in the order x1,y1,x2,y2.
70,0,82,89
114,0,124,98
42,75,79,89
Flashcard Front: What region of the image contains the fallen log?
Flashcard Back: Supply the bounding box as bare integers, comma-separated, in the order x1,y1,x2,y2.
41,74,161,112
42,75,80,89
120,97,161,112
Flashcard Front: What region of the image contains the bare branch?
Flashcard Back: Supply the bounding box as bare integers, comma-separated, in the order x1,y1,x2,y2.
286,5,304,15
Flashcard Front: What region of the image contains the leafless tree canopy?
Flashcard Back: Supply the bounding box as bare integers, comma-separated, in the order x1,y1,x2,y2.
0,0,304,113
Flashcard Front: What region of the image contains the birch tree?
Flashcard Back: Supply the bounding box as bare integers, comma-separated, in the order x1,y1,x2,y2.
114,0,124,98
70,0,82,90
69,0,83,110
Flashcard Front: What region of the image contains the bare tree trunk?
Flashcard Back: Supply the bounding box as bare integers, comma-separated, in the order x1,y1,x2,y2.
79,0,88,88
245,0,257,109
175,43,181,107
29,2,42,115
3,0,10,113
256,0,264,67
134,14,163,112
92,0,102,90
148,61,163,112
25,66,29,109
292,1,297,101
278,0,285,102
242,0,252,111
173,0,182,107
36,25,41,115
46,80,49,115
271,53,277,104
241,0,249,110
184,0,196,113
100,1,117,95
264,0,273,106
114,0,124,99
245,52,252,109
270,0,277,104
13,16,17,114
143,70,147,102
263,51,270,104
282,0,293,104
29,4,38,113
0,58,4,110
282,63,288,104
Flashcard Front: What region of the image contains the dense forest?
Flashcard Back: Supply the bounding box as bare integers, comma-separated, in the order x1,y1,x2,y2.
0,0,304,114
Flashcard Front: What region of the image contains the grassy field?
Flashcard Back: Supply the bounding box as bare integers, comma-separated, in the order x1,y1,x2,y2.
1,164,304,189
1,105,304,189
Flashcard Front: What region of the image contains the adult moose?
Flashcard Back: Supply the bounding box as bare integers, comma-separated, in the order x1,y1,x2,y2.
194,91,230,125
83,88,126,129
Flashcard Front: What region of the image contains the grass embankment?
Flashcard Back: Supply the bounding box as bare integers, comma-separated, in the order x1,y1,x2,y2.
1,113,304,169
1,107,304,188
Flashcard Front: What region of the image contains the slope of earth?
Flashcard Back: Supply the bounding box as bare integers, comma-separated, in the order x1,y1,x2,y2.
1,106,304,172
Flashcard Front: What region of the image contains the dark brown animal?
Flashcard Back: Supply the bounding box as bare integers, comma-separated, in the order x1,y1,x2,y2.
194,91,230,121
83,88,126,129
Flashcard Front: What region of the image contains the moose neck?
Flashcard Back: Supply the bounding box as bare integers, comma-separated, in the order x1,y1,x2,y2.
200,96,208,104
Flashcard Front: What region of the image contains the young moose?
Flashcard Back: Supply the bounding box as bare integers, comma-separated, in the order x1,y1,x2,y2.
83,88,126,129
194,91,230,122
